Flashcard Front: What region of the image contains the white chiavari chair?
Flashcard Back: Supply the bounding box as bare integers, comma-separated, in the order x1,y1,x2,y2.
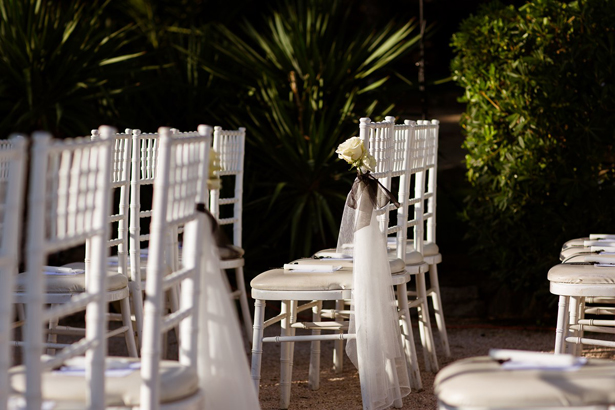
209,126,252,341
10,128,115,410
59,128,138,357
387,117,439,372
126,125,213,348
0,136,27,410
435,349,615,409
13,129,138,357
10,127,219,409
250,118,416,409
139,127,211,409
417,119,450,357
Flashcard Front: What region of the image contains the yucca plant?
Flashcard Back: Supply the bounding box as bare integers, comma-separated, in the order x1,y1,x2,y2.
0,0,143,137
191,0,420,262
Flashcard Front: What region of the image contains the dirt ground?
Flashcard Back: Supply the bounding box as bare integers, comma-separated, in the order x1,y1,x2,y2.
16,306,615,410
254,319,615,410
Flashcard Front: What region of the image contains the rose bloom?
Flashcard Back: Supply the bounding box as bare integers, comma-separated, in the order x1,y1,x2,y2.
336,137,365,164
360,153,376,173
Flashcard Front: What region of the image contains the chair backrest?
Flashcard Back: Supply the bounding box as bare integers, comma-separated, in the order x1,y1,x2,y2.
418,120,439,244
392,119,429,257
129,125,213,283
385,116,414,262
358,117,395,235
23,127,114,410
129,128,158,281
209,126,246,248
140,127,211,409
0,136,27,410
90,128,132,277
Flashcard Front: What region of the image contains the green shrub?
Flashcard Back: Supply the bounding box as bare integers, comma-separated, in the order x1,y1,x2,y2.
452,0,615,303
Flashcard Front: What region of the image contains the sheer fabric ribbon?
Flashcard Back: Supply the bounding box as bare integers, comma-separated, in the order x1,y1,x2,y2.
197,215,261,409
336,174,411,410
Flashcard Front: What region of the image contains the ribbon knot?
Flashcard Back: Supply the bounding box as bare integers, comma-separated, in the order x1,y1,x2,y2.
346,172,400,232
347,172,400,210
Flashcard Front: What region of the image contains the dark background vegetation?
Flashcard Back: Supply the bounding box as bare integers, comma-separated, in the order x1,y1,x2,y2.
4,0,611,322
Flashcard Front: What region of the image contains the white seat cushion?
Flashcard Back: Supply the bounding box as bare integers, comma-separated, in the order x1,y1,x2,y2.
387,249,425,264
15,269,128,293
10,357,199,406
435,356,615,408
560,246,591,261
219,244,244,261
303,254,407,273
314,248,420,269
562,237,588,250
251,257,408,292
548,263,615,285
387,239,439,257
251,266,354,292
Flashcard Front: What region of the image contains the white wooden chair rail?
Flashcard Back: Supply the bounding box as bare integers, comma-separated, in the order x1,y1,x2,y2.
0,136,27,410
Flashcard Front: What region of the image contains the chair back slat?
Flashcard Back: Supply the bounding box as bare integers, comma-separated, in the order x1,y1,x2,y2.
209,126,246,248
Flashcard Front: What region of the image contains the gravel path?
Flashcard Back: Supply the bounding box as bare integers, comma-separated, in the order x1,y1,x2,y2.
256,320,615,410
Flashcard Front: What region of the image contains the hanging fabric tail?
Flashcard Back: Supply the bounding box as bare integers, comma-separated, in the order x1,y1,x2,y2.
340,175,411,410
197,215,261,409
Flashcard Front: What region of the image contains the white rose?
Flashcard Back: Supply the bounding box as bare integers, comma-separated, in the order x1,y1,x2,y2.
336,137,365,165
360,153,377,173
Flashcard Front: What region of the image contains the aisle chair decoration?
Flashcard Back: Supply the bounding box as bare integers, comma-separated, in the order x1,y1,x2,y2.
334,135,412,409
249,118,415,410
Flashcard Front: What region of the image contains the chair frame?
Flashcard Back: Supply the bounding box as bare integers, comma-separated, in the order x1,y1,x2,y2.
209,126,252,341
388,117,439,372
43,128,138,357
140,127,211,409
19,128,114,410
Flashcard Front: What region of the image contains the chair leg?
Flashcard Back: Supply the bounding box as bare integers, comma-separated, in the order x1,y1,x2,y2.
16,303,25,322
566,296,581,355
46,306,59,356
289,301,297,388
250,299,266,395
554,295,570,354
308,301,322,391
168,285,180,339
120,296,138,357
575,297,586,356
416,271,439,372
280,300,293,409
428,263,450,357
332,300,344,374
234,266,253,345
129,282,144,348
396,283,422,391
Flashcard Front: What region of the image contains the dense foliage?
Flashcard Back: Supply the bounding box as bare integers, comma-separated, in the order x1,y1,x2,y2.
0,0,143,137
452,0,615,299
0,0,420,268
194,0,420,260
